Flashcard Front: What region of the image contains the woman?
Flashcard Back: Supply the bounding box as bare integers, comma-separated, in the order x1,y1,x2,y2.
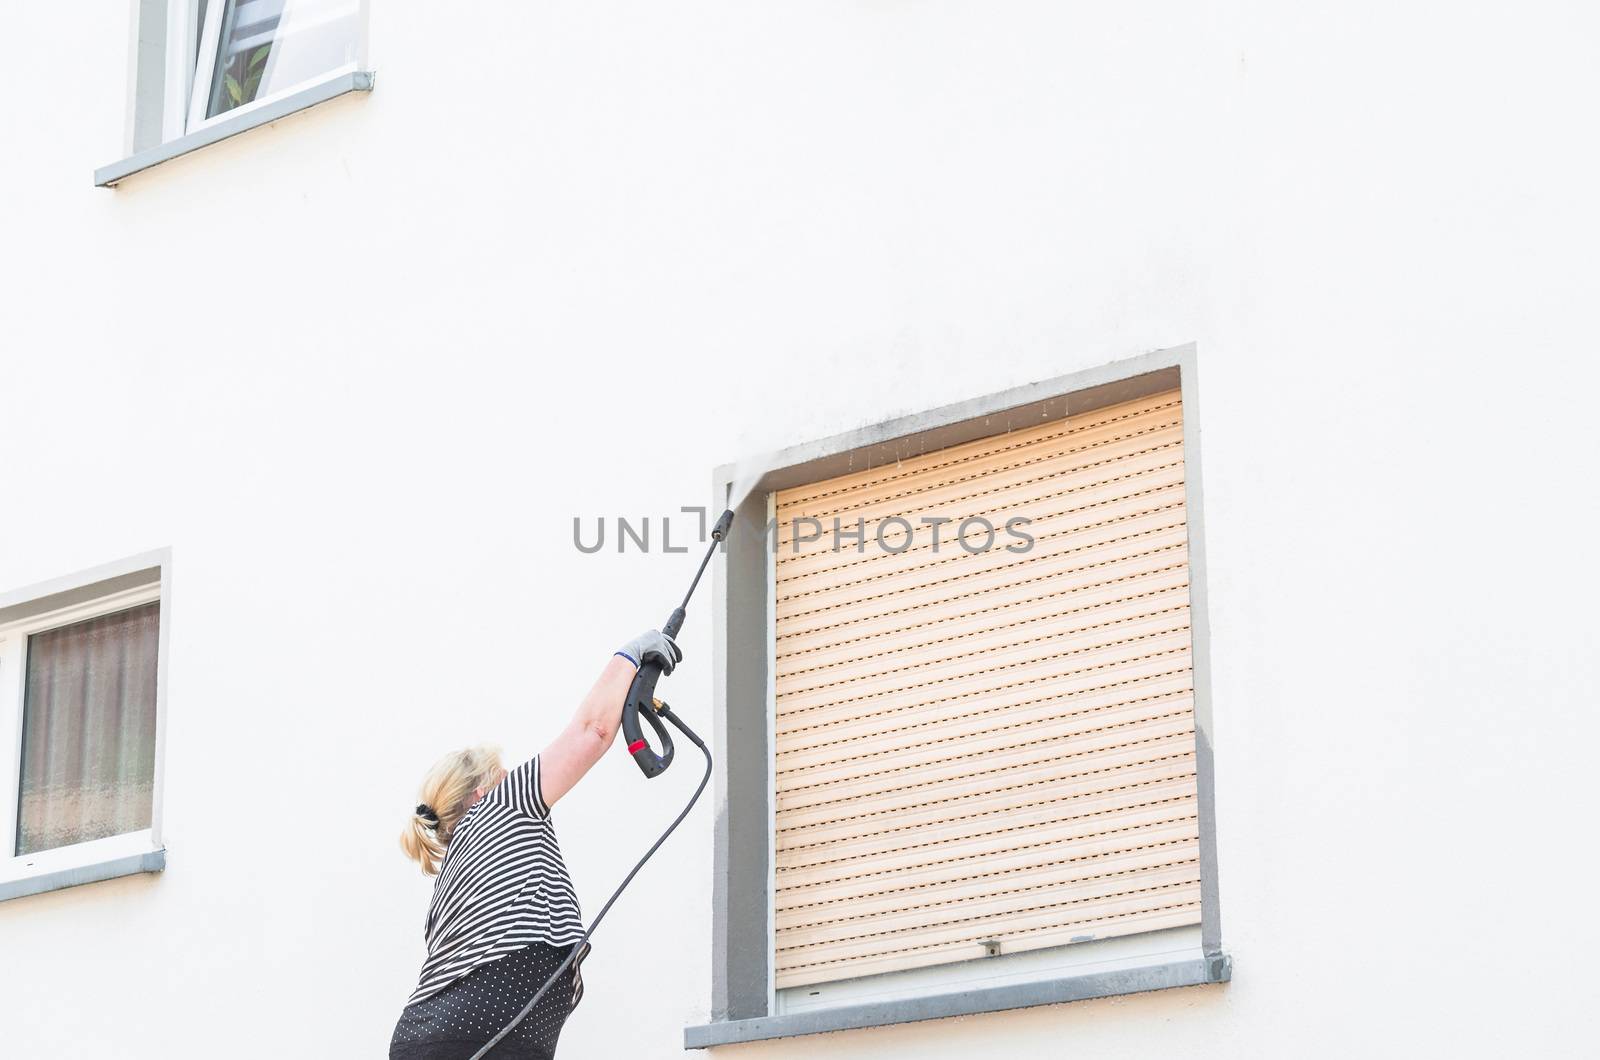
390,630,681,1060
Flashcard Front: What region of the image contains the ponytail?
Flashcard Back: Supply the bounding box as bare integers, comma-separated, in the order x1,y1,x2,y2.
400,745,504,875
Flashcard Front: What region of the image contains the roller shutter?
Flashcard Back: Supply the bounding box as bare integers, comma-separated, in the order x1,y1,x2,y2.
772,387,1201,989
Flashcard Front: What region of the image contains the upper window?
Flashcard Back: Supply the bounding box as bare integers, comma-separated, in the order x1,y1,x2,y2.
0,556,169,900
189,0,365,130
99,0,369,184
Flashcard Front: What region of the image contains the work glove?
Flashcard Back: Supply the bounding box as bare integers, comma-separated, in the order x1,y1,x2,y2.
616,629,683,675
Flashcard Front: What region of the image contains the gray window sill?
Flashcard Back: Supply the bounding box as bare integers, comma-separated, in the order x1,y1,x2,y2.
0,848,166,903
683,954,1231,1049
94,70,374,187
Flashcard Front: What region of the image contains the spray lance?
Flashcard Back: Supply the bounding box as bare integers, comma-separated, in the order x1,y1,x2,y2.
620,506,735,780
468,508,735,1059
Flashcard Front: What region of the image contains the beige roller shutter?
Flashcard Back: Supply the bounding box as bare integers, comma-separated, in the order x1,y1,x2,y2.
772,387,1201,990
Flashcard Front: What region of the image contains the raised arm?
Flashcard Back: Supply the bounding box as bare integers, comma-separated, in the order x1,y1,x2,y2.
537,631,681,810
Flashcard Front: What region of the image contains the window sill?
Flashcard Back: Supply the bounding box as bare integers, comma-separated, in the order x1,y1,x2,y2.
683,954,1231,1049
94,69,375,188
0,844,166,903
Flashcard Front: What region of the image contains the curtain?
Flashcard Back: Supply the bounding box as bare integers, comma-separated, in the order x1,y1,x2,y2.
16,603,160,856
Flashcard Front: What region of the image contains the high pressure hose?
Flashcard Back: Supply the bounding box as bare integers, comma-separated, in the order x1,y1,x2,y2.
468,508,735,1058
468,713,712,1059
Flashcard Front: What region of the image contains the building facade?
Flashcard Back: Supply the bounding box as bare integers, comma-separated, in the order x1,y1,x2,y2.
2,2,1597,1057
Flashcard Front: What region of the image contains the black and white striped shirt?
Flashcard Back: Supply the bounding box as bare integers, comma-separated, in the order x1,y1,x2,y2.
408,756,585,1004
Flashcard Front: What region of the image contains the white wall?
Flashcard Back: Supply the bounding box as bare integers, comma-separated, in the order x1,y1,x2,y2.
2,2,1597,1056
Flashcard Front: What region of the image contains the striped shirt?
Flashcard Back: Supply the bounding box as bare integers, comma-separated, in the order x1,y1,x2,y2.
407,756,586,1004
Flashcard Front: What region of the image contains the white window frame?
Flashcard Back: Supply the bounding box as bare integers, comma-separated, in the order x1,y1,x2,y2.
184,0,369,135
0,552,171,898
160,0,205,141
151,0,370,144
100,0,374,186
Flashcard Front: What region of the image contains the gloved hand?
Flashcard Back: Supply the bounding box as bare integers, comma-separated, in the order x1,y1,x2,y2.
616,629,683,675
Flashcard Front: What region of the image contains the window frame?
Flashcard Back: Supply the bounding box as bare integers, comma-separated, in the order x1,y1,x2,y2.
160,0,205,143
185,0,368,135
687,345,1227,1047
96,0,374,187
0,550,172,903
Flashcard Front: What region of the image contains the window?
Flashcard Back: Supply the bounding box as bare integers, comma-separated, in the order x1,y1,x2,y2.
97,0,371,186
189,0,365,130
771,385,1201,992
0,554,169,902
689,347,1228,1047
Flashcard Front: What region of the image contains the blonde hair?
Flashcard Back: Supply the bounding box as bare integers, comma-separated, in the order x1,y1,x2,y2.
400,745,504,875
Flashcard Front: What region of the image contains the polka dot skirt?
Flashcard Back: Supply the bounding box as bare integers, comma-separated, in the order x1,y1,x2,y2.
390,941,588,1059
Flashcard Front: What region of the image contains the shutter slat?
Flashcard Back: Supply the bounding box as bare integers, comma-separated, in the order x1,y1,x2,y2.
778,863,1203,946
775,608,1193,710
776,624,1195,725
776,392,1184,515
779,667,1195,764
774,426,1186,555
775,518,1191,632
778,835,1200,920
777,746,1198,834
772,388,1201,989
781,730,1197,821
779,754,1198,845
778,562,1191,674
779,904,1203,988
777,691,1196,794
780,816,1202,914
775,481,1188,598
778,703,1196,801
776,585,1192,695
777,652,1196,749
777,891,1203,986
776,530,1190,636
776,800,1201,886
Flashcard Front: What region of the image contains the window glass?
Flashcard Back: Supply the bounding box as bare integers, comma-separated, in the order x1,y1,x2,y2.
16,603,160,856
205,0,361,119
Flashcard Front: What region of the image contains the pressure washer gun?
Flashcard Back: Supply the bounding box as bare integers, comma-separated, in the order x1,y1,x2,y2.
620,508,734,778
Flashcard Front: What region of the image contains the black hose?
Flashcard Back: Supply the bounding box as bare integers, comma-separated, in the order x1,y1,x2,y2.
468,709,712,1059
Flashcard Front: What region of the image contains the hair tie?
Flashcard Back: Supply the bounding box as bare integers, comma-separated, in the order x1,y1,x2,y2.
415,803,440,827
